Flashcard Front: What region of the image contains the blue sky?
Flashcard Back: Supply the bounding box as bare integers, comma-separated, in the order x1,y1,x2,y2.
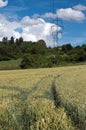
0,0,86,47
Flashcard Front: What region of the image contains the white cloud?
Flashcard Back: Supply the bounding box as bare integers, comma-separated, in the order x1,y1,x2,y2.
56,8,85,22
32,12,57,20
0,14,20,38
22,33,37,41
0,15,61,47
32,14,41,19
58,32,62,39
73,4,86,11
42,12,57,19
33,6,86,22
0,0,8,8
21,16,45,26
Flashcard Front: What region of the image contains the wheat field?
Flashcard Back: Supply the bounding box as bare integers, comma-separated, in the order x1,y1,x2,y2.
0,65,86,130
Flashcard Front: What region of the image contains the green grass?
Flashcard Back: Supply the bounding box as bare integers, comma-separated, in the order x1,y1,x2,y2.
0,59,22,70
0,58,86,70
0,65,86,129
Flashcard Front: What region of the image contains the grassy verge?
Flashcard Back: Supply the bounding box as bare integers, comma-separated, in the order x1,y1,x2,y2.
0,58,86,70
0,59,22,70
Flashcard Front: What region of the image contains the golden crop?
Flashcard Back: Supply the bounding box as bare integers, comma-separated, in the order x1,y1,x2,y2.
0,65,86,130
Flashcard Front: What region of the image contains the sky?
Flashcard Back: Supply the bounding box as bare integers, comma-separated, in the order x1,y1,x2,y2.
0,0,86,47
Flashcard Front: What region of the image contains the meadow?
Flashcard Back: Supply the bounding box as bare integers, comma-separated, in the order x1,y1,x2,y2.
0,65,86,130
0,59,22,70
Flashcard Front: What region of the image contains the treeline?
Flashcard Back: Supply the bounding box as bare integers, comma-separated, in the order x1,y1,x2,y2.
0,36,86,68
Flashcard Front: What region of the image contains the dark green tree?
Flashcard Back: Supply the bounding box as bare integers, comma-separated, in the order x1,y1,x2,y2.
2,37,8,45
19,37,23,46
15,38,19,46
31,40,47,55
20,54,35,69
62,44,73,53
9,36,14,45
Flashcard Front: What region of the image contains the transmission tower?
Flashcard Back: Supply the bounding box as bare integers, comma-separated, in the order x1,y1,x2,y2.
51,0,64,47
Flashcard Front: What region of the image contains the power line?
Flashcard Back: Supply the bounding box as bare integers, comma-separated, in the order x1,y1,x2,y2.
51,0,64,47
51,0,81,47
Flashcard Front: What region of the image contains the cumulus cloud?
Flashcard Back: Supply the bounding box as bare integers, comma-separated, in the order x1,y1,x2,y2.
0,0,8,8
21,16,45,26
56,8,85,22
42,12,57,19
32,13,57,20
73,4,86,11
33,6,86,22
0,14,20,38
0,15,61,47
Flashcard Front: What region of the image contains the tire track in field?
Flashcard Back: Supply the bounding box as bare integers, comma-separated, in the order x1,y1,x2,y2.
51,75,86,130
0,76,46,130
0,76,45,100
0,74,65,129
3,75,54,129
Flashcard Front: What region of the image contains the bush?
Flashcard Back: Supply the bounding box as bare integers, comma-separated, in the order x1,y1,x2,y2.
20,54,35,69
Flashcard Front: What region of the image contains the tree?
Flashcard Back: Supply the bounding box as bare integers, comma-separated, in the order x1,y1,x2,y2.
15,37,23,46
15,38,19,46
82,44,86,51
74,49,86,62
20,54,35,69
2,37,8,45
19,37,23,45
31,40,47,55
62,44,73,53
68,47,86,62
9,36,14,45
37,39,46,47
